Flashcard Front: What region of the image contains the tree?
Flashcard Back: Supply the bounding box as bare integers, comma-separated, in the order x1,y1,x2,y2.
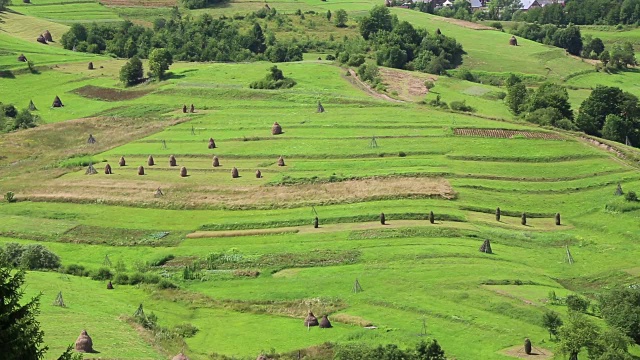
414,339,446,360
0,0,10,11
148,48,173,80
557,312,599,360
0,269,47,360
553,25,583,56
119,56,144,86
566,294,590,313
505,82,528,115
326,10,332,21
527,82,573,119
359,5,394,40
486,0,523,20
60,24,87,50
334,9,348,28
602,114,634,143
542,311,563,339
13,109,38,130
599,288,640,344
589,328,634,360
577,85,639,138
248,23,266,54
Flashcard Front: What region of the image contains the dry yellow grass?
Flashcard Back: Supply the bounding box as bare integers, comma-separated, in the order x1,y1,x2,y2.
187,228,299,238
331,314,374,327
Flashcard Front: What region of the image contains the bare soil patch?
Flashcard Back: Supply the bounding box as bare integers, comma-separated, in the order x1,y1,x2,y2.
432,17,495,30
454,128,564,140
344,69,404,103
379,68,435,102
73,85,151,102
502,345,553,360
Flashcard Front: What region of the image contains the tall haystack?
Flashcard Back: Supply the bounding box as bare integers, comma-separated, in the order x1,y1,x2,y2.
272,122,282,135
37,34,47,44
615,183,623,196
380,212,386,225
521,212,527,226
208,138,216,149
190,104,195,113
319,315,332,328
212,156,220,167
169,155,177,167
317,102,325,113
304,312,319,327
18,54,27,62
138,166,145,175
172,352,190,360
104,164,112,174
495,207,501,221
479,239,492,254
85,164,97,175
277,156,285,166
436,28,442,35
429,211,435,224
52,96,63,107
555,213,561,226
28,100,37,111
256,170,261,178
43,30,53,42
524,338,532,355
180,166,188,177
119,156,126,166
314,216,319,228
509,36,518,46
231,167,239,178
75,330,94,353
107,281,114,290
88,62,94,70
148,155,155,166
182,105,187,113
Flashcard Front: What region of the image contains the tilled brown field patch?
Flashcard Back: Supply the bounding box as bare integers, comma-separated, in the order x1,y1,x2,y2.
454,128,564,140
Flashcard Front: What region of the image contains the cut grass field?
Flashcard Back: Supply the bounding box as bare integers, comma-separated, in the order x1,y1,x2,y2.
2,4,640,360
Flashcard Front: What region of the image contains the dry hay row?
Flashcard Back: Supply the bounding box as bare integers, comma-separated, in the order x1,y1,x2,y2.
136,135,436,143
454,128,564,140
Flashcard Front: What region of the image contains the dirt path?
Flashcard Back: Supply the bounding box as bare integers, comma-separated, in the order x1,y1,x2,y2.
346,69,405,103
431,17,495,30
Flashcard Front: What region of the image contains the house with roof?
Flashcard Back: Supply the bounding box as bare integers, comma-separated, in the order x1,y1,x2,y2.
520,0,542,10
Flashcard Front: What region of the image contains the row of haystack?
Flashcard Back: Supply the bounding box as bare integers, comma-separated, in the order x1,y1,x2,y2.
304,312,332,328
182,104,196,113
495,207,561,226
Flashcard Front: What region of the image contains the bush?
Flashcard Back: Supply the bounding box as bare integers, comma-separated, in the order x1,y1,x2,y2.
424,80,435,90
157,279,178,289
0,243,60,270
347,54,365,67
566,294,590,313
326,54,336,61
625,191,638,202
114,273,130,285
91,267,113,281
456,69,476,82
143,273,161,284
63,264,90,277
249,66,296,90
149,254,175,267
174,323,199,338
129,272,145,285
490,22,503,30
4,191,16,203
398,151,407,157
449,100,475,112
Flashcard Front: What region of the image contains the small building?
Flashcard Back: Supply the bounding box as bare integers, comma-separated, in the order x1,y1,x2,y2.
520,0,542,10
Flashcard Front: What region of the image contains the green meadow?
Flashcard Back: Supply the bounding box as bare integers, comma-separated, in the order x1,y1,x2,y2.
2,1,640,360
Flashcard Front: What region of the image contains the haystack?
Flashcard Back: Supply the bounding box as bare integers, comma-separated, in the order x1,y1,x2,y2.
107,281,114,290
429,211,435,224
180,166,188,177
155,188,164,197
43,30,53,42
37,34,47,44
208,138,216,149
479,239,492,254
119,156,126,166
277,156,285,166
521,212,527,225
231,167,239,178
190,104,195,113
304,312,319,327
182,105,187,113
88,62,94,70
317,102,325,113
495,207,501,221
28,100,37,111
314,216,319,228
509,36,518,46
138,166,145,175
87,134,96,144
524,338,532,355
23,0,30,3
85,164,97,175
615,183,623,196
272,122,282,135
172,352,190,360
104,164,112,174
18,54,27,62
436,28,442,35
148,155,154,166
256,355,268,360
74,330,94,353
380,212,386,225
212,156,220,167
256,170,261,178
319,315,332,328
52,96,63,107
169,155,177,167
555,213,561,226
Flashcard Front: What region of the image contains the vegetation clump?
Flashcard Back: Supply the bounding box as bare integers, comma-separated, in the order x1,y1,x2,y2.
250,66,296,89
0,243,60,270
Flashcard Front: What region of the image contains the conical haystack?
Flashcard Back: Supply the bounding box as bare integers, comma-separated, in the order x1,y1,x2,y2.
524,338,532,355
180,166,188,177
172,352,190,360
87,134,96,144
208,138,216,149
256,170,261,178
212,156,220,167
138,166,145,175
313,216,319,228
37,34,47,44
555,213,561,226
148,155,154,166
436,28,442,35
88,62,94,70
429,211,435,224
380,212,386,225
319,315,332,328
495,207,501,221
479,239,492,254
43,30,53,42
28,100,37,111
182,105,187,113
231,167,239,178
169,155,177,167
107,281,114,290
104,164,112,174
85,164,97,175
52,96,63,107
272,122,282,135
154,188,164,197
75,330,94,353
18,54,27,62
317,102,325,113
119,156,126,166
615,183,623,196
277,156,285,166
304,312,319,327
509,36,518,46
190,104,195,113
521,212,527,226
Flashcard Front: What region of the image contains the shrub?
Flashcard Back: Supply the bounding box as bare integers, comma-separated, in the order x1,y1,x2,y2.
114,273,130,285
129,272,145,285
398,151,407,157
0,243,60,270
456,69,475,82
63,264,90,277
490,22,503,30
566,294,590,313
625,191,638,202
149,254,175,267
4,191,16,203
249,66,296,90
143,273,161,284
424,80,435,90
449,100,475,112
347,54,366,67
157,279,178,289
326,54,336,61
174,323,199,338
91,267,113,281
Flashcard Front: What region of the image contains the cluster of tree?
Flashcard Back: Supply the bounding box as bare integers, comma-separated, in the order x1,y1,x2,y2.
179,0,221,9
249,66,296,89
0,0,8,11
60,13,301,64
334,339,445,360
518,0,640,25
510,23,583,56
336,6,464,75
0,242,61,270
0,104,39,133
576,85,640,146
505,76,575,129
